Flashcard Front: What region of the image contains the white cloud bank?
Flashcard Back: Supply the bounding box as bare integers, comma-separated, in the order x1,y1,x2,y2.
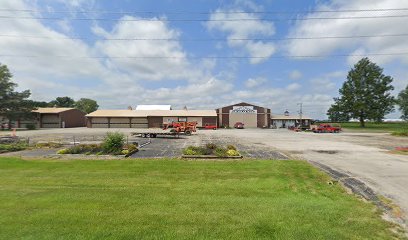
206,9,276,64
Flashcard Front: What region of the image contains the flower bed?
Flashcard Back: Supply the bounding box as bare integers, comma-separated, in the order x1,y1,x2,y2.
57,132,138,157
182,143,242,158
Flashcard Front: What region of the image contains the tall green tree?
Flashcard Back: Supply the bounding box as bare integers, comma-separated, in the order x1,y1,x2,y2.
397,85,408,120
327,98,350,122
75,98,99,113
328,58,395,127
0,64,33,127
49,96,75,107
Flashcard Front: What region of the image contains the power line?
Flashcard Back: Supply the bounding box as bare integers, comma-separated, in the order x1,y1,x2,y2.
0,7,407,15
0,52,407,59
0,33,407,41
1,14,408,22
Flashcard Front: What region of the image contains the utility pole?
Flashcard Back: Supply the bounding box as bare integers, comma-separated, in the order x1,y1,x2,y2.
297,103,303,131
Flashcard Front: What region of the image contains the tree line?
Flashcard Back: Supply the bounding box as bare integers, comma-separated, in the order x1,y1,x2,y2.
327,58,407,127
0,63,99,125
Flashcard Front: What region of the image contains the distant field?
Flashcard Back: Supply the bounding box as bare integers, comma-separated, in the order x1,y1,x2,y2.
0,157,399,239
331,122,408,133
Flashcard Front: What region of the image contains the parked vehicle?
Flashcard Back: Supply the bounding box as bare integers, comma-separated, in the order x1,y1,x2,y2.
312,124,341,133
204,123,217,130
234,122,244,129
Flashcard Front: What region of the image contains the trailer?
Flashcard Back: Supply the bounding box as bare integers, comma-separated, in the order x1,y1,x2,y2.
131,121,197,138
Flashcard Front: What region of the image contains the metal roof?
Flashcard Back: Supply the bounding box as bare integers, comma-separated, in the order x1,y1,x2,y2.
86,110,217,117
271,114,313,120
135,105,171,110
32,108,75,114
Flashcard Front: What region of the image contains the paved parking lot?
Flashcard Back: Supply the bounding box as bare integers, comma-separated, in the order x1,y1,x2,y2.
2,127,408,225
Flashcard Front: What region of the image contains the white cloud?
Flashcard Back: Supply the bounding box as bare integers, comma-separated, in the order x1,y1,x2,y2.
206,9,276,64
286,83,301,91
289,70,302,80
286,0,408,65
245,77,266,88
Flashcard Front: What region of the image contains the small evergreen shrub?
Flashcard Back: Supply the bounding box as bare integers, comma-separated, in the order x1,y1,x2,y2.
226,149,240,156
214,147,228,157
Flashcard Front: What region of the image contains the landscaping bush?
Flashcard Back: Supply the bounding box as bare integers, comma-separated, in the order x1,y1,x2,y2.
226,149,240,156
206,143,217,150
0,142,28,153
57,144,103,155
35,142,63,148
182,146,209,155
102,132,125,154
226,145,237,150
26,124,36,130
57,149,69,154
214,147,228,157
182,145,240,157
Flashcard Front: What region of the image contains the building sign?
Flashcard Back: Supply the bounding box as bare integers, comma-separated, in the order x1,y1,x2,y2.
231,106,257,114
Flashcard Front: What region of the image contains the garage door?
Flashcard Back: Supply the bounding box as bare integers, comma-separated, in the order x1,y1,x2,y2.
41,114,60,128
131,118,148,128
229,112,257,128
110,117,130,128
91,117,109,128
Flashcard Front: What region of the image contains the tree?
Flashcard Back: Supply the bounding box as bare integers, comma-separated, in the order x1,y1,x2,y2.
0,64,33,127
75,98,99,113
397,85,408,120
49,96,75,107
327,98,350,122
328,58,395,127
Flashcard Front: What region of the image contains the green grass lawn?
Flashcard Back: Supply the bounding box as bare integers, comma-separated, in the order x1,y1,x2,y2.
333,122,408,133
0,157,399,239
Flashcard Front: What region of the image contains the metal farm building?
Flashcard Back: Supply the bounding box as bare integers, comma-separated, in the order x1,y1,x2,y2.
86,110,217,128
216,102,271,128
33,108,86,128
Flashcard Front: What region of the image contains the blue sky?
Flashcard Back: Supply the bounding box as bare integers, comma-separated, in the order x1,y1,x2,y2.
0,0,407,119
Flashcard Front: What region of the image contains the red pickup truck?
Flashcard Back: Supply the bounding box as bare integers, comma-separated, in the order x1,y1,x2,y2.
204,123,217,130
312,124,341,133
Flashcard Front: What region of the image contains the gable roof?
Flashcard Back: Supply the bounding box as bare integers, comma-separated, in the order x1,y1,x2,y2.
218,102,270,110
135,105,172,110
32,108,75,114
86,110,217,117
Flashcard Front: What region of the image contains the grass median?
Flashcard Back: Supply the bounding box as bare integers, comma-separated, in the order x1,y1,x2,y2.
0,157,400,239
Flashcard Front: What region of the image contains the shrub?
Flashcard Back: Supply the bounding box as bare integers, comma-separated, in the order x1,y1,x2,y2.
226,145,237,150
214,147,228,157
206,143,217,150
0,142,28,153
26,124,36,130
102,132,125,153
226,149,240,156
183,149,197,155
122,150,129,155
57,149,69,154
183,146,209,155
35,142,63,148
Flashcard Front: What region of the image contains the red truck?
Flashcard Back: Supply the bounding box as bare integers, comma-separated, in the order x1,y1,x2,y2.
312,124,341,133
204,123,217,130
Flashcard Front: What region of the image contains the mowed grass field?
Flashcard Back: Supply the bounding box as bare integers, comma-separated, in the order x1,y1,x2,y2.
0,157,399,239
334,122,408,133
